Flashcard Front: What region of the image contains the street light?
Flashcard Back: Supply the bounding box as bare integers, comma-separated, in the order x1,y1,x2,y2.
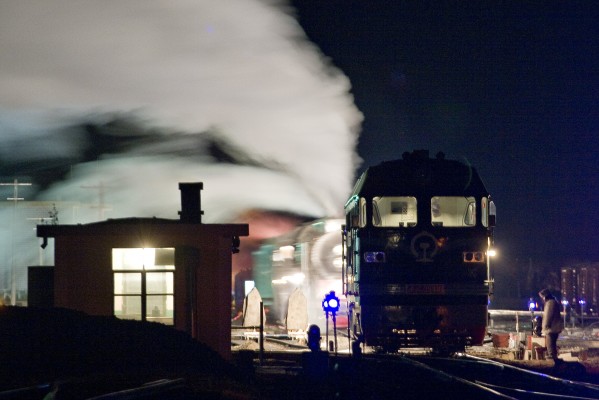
486,243,496,296
561,300,568,328
579,299,586,328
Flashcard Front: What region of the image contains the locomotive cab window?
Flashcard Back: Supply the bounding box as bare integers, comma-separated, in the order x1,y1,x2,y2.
359,197,367,227
372,196,417,227
431,196,476,227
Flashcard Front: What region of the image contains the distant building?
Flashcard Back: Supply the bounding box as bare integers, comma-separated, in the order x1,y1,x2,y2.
31,183,248,359
561,267,576,305
561,263,599,314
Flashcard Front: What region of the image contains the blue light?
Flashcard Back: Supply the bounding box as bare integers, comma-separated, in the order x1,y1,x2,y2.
528,298,536,311
322,290,340,314
364,251,385,263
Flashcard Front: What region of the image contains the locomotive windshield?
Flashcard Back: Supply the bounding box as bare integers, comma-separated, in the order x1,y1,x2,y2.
354,195,484,228
431,196,476,227
372,196,417,227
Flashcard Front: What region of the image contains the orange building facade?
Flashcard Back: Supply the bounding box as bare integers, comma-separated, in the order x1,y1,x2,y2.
33,183,248,359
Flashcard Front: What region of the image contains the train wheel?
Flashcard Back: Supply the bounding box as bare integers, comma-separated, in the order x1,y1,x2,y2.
431,343,465,357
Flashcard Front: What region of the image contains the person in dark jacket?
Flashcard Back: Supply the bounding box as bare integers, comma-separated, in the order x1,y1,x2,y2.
538,288,564,364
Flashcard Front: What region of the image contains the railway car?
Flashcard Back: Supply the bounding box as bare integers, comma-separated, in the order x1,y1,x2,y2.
343,150,496,353
251,219,346,332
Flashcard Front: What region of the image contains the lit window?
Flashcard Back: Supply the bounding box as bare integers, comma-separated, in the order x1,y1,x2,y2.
112,248,174,325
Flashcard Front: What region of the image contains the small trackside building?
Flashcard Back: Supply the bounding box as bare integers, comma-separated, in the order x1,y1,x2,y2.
33,183,248,360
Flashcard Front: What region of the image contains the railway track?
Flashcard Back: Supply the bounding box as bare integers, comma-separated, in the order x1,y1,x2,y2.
316,354,599,400
241,339,599,400
404,354,599,399
3,342,596,399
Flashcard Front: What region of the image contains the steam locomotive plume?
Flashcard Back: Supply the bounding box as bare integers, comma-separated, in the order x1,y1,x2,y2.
0,1,362,287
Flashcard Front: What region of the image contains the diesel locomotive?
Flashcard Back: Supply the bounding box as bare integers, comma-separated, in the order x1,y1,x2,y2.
343,150,496,353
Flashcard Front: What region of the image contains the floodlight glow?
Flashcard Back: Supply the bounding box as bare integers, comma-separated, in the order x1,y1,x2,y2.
332,244,342,256
325,220,342,233
333,257,343,268
271,273,304,285
283,273,305,285
279,245,295,260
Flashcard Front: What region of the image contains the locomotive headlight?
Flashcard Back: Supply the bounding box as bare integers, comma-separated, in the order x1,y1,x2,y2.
463,251,485,263
364,251,386,263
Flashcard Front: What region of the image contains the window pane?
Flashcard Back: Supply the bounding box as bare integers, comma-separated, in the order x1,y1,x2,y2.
146,295,174,325
112,248,144,270
481,197,488,227
113,248,176,270
146,272,174,294
431,196,476,227
150,248,175,270
114,295,142,320
372,196,417,227
359,197,367,227
114,273,141,294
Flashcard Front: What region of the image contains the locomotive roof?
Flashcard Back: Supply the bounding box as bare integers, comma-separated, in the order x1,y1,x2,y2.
350,150,489,198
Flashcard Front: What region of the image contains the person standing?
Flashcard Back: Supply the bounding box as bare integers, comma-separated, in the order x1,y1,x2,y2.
538,288,564,364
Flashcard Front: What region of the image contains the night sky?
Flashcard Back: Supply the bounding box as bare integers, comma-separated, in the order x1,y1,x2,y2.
0,1,597,299
291,1,599,273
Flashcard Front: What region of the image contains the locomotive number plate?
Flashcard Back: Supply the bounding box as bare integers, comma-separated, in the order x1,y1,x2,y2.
405,284,445,295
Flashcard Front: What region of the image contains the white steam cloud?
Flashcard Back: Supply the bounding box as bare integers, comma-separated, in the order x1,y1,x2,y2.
0,0,362,298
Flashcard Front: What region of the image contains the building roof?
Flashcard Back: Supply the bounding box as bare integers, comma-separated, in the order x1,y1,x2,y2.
37,217,249,238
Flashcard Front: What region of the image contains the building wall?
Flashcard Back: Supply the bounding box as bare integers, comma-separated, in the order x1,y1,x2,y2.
38,221,247,360
27,266,54,308
54,236,113,315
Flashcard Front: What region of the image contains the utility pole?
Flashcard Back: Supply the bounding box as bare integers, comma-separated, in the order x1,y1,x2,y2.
0,179,32,305
1,178,32,203
81,181,112,220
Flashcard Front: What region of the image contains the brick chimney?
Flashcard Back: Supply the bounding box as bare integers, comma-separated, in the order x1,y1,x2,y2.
178,182,204,223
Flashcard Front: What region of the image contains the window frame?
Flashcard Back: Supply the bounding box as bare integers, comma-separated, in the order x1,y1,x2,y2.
112,248,175,325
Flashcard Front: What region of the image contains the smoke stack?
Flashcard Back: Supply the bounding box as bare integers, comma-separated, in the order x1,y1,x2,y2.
178,182,204,223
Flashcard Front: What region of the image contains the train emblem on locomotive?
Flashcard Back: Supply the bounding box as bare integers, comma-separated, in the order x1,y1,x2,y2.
343,150,496,353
